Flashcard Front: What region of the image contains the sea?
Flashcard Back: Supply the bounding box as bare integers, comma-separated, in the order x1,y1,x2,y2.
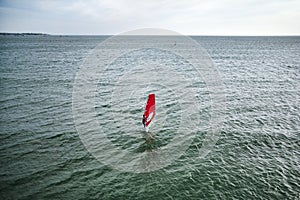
0,35,299,199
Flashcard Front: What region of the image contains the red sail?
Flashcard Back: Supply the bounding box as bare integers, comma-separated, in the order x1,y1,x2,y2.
144,94,156,127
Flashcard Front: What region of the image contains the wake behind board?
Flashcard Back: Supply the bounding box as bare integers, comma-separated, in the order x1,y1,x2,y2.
142,94,156,132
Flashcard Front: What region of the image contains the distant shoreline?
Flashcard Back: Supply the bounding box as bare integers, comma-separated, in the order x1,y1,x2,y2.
0,32,299,37
0,32,49,36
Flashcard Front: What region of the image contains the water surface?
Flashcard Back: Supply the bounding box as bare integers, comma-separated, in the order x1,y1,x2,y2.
0,35,299,199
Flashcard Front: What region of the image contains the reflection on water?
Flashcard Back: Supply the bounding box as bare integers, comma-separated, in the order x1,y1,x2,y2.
138,131,160,153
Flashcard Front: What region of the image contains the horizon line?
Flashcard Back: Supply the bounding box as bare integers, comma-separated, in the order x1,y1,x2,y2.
1,32,299,37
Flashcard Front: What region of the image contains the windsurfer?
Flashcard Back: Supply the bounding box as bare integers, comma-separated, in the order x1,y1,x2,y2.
142,114,146,128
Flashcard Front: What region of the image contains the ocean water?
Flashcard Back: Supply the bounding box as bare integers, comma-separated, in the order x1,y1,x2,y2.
0,35,299,199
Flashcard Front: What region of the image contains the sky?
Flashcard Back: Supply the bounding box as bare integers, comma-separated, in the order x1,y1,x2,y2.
0,0,299,35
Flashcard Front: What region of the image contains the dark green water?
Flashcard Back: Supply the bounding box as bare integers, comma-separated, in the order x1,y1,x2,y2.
0,35,299,199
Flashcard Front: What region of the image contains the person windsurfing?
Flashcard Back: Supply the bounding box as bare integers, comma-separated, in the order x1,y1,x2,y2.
142,94,156,132
142,114,146,128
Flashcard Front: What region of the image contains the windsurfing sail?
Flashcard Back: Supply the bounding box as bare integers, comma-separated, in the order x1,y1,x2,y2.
143,94,156,131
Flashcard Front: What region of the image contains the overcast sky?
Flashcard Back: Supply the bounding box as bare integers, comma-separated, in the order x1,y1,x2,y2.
0,0,299,35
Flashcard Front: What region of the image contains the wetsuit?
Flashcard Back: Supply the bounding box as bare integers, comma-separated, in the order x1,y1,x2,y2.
142,116,146,127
